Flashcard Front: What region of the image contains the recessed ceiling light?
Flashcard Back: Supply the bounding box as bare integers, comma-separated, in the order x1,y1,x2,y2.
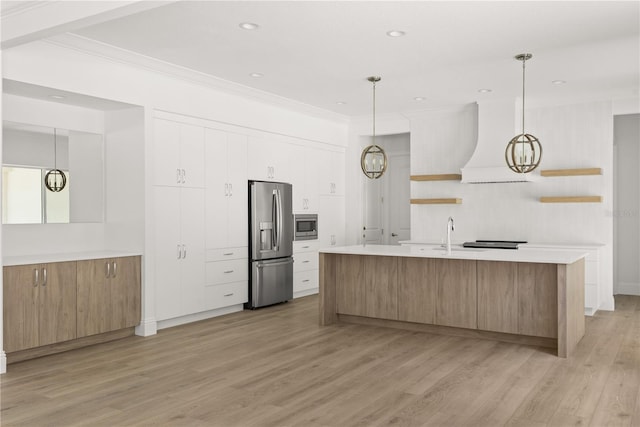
249,72,264,78
386,30,406,37
414,97,426,101
239,22,259,30
478,88,492,93
552,80,567,85
49,94,65,99
336,101,346,105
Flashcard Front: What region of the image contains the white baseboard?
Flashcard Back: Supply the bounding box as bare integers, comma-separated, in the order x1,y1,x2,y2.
157,304,244,330
0,350,6,374
294,287,318,299
616,281,640,296
135,318,158,337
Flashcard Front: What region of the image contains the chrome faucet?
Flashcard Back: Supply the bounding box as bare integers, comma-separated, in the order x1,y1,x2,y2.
446,216,455,255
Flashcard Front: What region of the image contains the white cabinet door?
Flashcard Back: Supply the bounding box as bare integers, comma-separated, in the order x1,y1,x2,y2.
153,185,205,321
179,124,205,188
226,133,248,248
180,187,206,315
205,129,248,249
318,195,345,248
292,145,320,213
153,118,205,188
247,137,293,183
316,148,344,196
154,186,182,320
205,129,229,250
153,119,181,187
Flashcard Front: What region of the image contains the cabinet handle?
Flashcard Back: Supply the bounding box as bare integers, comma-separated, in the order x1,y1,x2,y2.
224,270,234,274
183,244,187,258
302,279,310,283
182,169,186,184
42,267,47,287
223,252,234,256
229,183,233,196
106,261,111,278
224,293,234,297
34,268,39,287
177,244,182,259
302,246,310,249
112,261,117,278
176,168,181,184
302,260,310,264
224,183,229,196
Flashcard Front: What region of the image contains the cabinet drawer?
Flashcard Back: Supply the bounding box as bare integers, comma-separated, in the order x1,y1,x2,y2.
294,251,318,272
204,281,248,310
294,269,318,293
206,247,248,262
293,240,320,253
206,259,247,285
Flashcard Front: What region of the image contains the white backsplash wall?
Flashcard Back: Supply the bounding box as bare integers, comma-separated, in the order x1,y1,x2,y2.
409,100,614,310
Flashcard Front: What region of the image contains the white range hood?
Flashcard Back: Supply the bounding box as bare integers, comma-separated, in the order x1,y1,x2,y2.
461,100,539,183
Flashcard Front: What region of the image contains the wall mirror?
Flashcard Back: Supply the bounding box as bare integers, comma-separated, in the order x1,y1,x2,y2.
2,121,104,224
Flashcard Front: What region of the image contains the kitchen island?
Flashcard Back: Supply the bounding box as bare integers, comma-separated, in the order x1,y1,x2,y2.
319,245,587,357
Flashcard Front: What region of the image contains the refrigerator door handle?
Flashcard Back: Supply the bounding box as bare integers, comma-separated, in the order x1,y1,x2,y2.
272,189,281,252
255,258,294,269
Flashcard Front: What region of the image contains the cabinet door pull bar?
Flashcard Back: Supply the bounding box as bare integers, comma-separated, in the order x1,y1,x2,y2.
42,267,47,287
34,268,39,287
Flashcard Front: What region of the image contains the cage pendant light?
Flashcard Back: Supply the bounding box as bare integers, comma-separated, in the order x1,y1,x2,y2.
44,128,67,192
361,76,388,179
505,53,542,173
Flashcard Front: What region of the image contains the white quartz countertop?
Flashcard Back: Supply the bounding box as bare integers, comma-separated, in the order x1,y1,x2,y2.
4,250,142,266
320,244,587,264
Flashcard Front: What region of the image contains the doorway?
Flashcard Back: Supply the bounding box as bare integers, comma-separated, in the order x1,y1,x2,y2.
363,133,410,245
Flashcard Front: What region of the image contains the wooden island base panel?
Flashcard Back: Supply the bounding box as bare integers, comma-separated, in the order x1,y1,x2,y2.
319,245,587,358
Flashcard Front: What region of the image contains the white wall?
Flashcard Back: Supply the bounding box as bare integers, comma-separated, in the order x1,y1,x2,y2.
614,114,640,296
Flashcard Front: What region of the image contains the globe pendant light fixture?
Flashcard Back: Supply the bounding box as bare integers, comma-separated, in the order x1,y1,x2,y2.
361,76,388,179
44,128,67,192
505,53,542,174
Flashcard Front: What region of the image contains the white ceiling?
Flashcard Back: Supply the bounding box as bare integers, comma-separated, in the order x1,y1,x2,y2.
8,1,640,117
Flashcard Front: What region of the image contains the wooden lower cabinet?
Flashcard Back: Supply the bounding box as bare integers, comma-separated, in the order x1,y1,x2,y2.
435,259,477,329
3,262,77,353
77,256,141,338
364,256,397,320
398,257,436,324
335,255,398,320
518,263,557,338
477,261,557,338
477,261,518,334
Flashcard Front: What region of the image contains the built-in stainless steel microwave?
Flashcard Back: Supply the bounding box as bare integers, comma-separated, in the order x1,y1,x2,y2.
294,214,318,241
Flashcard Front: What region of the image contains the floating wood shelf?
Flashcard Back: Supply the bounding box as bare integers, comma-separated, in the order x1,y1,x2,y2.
411,198,462,205
410,174,462,181
540,196,602,203
540,168,602,177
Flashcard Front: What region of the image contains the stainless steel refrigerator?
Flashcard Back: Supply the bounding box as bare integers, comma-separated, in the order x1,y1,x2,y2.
247,181,294,309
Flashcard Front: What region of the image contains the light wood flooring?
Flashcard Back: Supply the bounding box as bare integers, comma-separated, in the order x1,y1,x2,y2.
1,294,639,426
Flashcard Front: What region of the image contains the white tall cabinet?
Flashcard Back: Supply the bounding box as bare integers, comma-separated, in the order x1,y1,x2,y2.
153,118,206,321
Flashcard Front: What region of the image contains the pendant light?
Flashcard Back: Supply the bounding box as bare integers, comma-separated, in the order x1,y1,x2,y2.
361,76,387,179
505,53,542,173
44,128,67,192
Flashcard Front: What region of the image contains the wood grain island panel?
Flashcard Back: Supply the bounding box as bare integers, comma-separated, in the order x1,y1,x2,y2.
320,247,586,358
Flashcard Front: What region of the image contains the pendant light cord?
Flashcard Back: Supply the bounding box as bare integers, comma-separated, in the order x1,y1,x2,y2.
53,128,57,171
372,79,376,145
521,58,526,135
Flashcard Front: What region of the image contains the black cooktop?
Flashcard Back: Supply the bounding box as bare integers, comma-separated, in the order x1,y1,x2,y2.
462,240,527,250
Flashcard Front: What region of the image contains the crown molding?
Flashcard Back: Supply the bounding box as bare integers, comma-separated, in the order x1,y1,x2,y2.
43,33,350,124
